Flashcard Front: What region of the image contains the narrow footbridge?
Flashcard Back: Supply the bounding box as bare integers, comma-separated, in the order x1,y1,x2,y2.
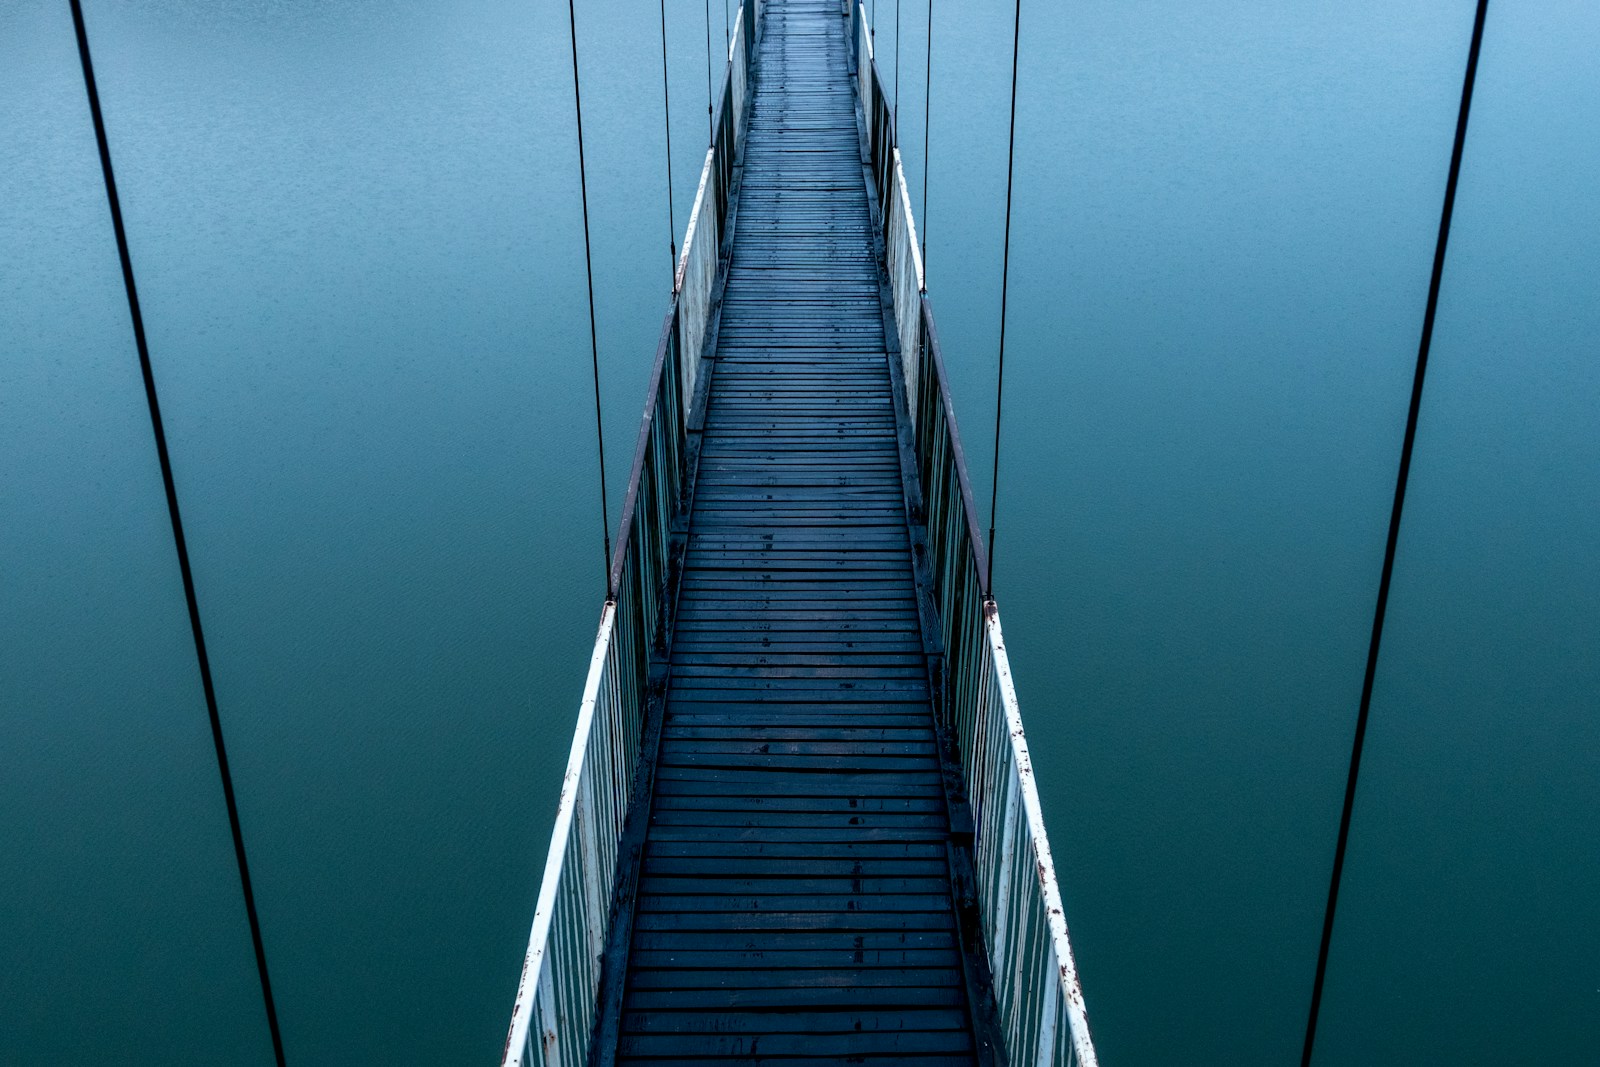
505,2,1096,1064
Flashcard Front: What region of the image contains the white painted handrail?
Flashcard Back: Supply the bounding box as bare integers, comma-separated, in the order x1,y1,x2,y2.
674,147,718,412
502,607,626,1067
978,607,1099,1067
885,146,925,423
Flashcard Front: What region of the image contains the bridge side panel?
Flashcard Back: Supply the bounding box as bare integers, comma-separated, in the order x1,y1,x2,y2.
852,13,1100,1066
885,147,925,425
674,151,719,415
501,6,763,1062
503,607,631,1067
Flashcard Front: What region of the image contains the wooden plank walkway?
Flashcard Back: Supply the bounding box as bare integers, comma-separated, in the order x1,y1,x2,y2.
613,1,982,1063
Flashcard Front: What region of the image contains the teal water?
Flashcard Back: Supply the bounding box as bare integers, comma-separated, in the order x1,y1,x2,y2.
2,0,1595,1063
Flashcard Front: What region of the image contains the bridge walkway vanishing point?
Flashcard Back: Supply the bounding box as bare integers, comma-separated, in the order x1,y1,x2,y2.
503,2,1096,1065
618,0,974,1063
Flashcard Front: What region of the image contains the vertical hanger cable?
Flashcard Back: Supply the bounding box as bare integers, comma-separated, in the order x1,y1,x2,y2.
566,0,613,590
660,0,679,275
894,0,901,128
704,0,714,140
920,0,932,268
985,0,1024,594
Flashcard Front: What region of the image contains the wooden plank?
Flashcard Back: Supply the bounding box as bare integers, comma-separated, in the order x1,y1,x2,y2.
613,1055,973,1067
621,1007,968,1031
627,967,962,990
629,929,958,950
638,876,952,895
616,1031,974,1058
623,985,966,1014
659,725,936,742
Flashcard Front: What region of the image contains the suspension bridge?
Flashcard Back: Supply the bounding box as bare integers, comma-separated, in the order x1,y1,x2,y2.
502,1,1094,1063
59,0,1502,1059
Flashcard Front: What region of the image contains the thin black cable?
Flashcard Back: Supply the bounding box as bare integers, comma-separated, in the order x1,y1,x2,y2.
920,0,932,267
704,0,714,141
660,0,679,276
66,4,287,1064
893,0,900,129
566,0,613,590
985,0,1023,594
724,0,731,57
1300,1,1490,1062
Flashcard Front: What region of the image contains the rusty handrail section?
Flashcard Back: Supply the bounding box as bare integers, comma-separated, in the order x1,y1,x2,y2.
851,6,1099,1063
500,5,761,1063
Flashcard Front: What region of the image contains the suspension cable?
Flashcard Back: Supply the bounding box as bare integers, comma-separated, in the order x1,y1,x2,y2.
659,0,678,275
704,0,714,141
893,0,900,128
66,4,288,1064
920,0,932,267
985,0,1023,594
1300,2,1491,1062
724,0,731,56
565,0,613,591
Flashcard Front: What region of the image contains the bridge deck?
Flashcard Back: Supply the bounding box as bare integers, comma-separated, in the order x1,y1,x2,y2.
614,0,981,1063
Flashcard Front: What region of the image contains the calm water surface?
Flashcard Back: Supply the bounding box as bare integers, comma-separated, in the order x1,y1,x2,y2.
2,0,1595,1063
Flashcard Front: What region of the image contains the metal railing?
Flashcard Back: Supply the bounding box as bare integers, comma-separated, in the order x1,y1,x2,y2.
851,7,1099,1064
500,4,761,1063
